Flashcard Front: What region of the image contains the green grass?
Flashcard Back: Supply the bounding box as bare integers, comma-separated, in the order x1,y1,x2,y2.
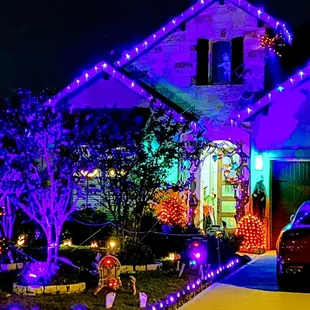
0,270,192,310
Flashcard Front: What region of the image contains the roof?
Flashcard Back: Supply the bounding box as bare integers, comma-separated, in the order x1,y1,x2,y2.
235,62,310,123
44,60,202,128
114,0,292,68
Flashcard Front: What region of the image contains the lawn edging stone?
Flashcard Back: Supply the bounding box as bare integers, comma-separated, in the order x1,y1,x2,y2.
13,282,86,296
0,263,24,272
121,262,162,273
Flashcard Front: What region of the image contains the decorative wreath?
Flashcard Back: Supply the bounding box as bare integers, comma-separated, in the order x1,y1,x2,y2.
223,167,239,185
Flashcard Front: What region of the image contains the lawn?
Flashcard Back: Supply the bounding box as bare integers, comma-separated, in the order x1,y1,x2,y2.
0,270,192,310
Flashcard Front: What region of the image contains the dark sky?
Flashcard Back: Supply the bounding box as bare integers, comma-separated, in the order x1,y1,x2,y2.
1,0,310,98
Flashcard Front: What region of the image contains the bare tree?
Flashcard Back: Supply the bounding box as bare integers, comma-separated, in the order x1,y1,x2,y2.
2,89,92,268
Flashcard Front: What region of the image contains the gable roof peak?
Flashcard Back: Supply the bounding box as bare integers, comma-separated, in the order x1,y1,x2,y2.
115,0,292,68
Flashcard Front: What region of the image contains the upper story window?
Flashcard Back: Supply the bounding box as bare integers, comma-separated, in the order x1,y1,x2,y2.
211,41,231,84
196,37,244,86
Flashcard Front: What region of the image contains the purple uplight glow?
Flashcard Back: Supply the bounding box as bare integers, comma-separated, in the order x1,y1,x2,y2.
194,252,201,259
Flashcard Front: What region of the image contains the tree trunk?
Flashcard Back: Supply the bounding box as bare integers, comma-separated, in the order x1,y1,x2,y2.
45,222,63,267
1,197,15,240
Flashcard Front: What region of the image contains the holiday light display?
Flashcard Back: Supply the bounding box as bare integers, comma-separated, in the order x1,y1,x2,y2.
146,257,241,310
234,214,266,254
115,0,291,67
70,257,242,310
186,238,208,265
216,139,249,220
258,32,285,57
233,63,310,124
158,197,188,227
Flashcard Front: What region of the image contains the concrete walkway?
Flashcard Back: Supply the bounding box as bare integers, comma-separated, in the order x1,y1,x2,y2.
179,251,310,310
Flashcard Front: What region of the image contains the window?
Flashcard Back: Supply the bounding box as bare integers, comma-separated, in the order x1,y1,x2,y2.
211,40,231,84
195,37,244,86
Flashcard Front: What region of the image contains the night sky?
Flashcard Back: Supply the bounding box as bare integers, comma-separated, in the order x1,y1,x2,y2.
1,0,310,98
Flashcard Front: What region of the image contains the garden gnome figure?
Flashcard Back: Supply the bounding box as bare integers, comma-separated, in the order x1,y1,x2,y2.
106,292,116,309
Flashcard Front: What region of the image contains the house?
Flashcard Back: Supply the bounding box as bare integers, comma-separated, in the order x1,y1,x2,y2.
239,63,310,248
46,0,293,248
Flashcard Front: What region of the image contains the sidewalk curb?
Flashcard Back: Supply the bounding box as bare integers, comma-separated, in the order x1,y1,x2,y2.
178,254,265,310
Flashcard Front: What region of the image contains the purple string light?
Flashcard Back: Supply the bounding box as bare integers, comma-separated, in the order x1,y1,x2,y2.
115,0,291,68
234,66,310,123
147,257,241,310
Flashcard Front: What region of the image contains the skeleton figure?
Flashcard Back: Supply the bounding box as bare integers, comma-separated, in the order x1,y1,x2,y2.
217,53,231,82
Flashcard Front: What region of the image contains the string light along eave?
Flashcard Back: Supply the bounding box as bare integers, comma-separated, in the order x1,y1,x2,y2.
231,63,310,124
114,0,292,68
42,61,202,132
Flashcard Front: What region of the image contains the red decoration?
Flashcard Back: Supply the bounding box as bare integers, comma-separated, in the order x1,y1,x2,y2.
158,197,188,227
107,277,121,290
234,214,266,254
102,257,115,270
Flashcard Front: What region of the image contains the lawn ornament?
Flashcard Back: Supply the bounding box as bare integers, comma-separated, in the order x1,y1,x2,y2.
139,292,148,308
17,234,28,246
129,275,136,295
178,238,208,278
91,241,98,249
106,292,116,309
94,255,122,295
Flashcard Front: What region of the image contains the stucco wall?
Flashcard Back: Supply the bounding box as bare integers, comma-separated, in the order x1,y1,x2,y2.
69,76,148,110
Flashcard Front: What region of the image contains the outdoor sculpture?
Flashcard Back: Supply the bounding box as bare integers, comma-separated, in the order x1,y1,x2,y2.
252,176,267,220
94,255,122,296
178,238,208,278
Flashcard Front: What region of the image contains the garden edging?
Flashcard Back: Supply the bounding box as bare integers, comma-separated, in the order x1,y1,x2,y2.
121,262,162,273
146,255,250,310
13,282,86,296
0,263,24,272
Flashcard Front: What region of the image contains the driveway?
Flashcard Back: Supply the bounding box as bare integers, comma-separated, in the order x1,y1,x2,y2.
180,251,310,310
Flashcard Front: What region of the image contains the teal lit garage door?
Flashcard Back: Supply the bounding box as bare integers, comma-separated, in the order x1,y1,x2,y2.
271,161,310,248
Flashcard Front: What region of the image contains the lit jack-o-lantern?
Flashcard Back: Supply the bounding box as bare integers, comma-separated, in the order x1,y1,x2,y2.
63,239,72,247
90,241,98,248
168,253,181,261
17,234,28,246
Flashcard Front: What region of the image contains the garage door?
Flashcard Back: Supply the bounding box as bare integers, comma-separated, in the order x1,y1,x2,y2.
271,161,310,248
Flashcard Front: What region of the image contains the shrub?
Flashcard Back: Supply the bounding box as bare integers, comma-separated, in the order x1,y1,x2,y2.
205,230,242,266
117,242,155,266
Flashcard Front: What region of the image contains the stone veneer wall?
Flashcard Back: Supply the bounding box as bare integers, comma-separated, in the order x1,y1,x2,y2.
127,1,266,125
